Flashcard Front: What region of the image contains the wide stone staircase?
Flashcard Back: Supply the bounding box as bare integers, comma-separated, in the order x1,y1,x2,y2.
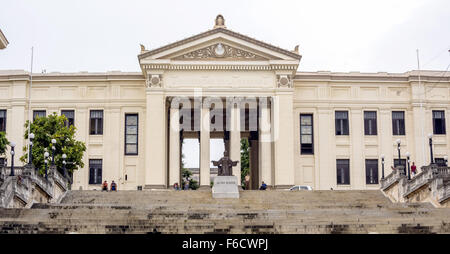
1,190,450,234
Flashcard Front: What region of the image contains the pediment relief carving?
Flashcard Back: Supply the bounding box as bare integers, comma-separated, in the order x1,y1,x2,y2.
172,43,268,61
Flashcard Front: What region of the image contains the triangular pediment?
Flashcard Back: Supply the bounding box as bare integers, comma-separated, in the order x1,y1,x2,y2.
138,28,301,63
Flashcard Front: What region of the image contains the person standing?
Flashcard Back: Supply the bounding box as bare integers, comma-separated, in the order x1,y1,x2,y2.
411,162,417,176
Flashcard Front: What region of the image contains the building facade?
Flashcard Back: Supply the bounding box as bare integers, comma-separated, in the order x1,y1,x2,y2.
0,16,449,191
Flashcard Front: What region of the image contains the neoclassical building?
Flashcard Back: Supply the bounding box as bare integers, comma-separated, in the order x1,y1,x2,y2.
0,16,449,191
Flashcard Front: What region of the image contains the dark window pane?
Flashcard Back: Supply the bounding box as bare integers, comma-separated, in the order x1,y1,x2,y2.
61,110,75,127
364,111,377,135
392,111,405,135
365,159,379,184
435,158,446,166
89,159,102,185
300,114,313,154
90,110,103,135
433,111,446,135
0,110,6,132
335,111,349,135
125,114,138,155
33,110,46,121
336,159,350,185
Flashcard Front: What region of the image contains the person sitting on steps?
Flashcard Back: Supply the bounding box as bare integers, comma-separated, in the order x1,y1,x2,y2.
110,180,117,191
102,180,108,191
259,181,267,190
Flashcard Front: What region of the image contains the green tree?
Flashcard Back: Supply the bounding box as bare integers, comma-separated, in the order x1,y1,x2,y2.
20,113,86,177
240,138,250,188
0,131,9,156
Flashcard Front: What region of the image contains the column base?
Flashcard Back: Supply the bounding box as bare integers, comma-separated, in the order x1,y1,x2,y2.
198,185,211,190
274,185,292,190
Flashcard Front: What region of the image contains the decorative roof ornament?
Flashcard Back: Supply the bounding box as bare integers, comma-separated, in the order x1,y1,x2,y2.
214,14,226,29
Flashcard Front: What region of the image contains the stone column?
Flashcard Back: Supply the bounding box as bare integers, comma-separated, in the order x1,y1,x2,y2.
350,108,364,189
169,106,180,187
144,88,166,189
259,102,272,187
230,103,241,186
200,104,210,188
273,91,295,188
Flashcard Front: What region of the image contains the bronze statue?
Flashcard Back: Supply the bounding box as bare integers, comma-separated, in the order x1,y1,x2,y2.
212,151,238,176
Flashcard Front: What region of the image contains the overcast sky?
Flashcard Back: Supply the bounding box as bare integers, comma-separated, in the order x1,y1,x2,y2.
1,0,449,167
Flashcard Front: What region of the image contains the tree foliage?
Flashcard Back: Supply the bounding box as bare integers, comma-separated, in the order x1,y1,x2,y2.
240,138,250,188
0,131,9,156
20,113,86,176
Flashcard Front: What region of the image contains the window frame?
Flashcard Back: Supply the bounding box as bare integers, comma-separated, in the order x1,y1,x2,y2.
88,159,103,185
89,110,104,135
392,111,405,136
0,109,6,132
124,113,139,155
365,159,379,184
432,110,446,135
300,114,314,155
33,110,46,121
61,110,75,127
336,159,350,185
364,111,377,136
335,111,349,136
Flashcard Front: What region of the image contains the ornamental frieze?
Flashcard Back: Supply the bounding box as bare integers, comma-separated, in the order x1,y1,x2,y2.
173,43,267,60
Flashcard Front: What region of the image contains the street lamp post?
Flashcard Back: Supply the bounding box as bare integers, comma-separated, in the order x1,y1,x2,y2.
28,133,34,165
51,138,56,166
395,139,402,174
381,154,385,180
44,151,49,179
428,133,434,165
62,153,67,178
9,142,16,176
406,152,411,180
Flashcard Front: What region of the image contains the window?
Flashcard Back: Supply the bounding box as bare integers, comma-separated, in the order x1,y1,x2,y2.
90,110,103,135
300,114,313,154
33,110,46,121
365,159,379,184
125,114,138,155
0,158,5,167
336,159,350,185
61,110,75,127
392,111,405,135
89,159,102,184
435,158,446,167
432,110,446,135
0,110,6,132
364,111,377,135
335,111,349,135
394,159,407,175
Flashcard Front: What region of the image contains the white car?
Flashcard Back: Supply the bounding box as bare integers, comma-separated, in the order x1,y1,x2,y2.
289,185,313,191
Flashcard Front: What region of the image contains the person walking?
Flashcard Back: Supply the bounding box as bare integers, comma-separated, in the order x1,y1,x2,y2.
184,181,189,190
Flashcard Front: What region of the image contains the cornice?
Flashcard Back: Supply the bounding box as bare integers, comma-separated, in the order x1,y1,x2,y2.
142,64,297,71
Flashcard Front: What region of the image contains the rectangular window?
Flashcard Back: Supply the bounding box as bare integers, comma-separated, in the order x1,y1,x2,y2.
365,159,379,184
90,110,103,135
364,111,377,135
89,159,102,185
432,110,446,135
0,110,6,132
335,111,349,135
33,110,46,121
336,159,350,185
61,110,75,127
392,111,405,135
435,158,446,167
300,114,313,154
125,114,138,155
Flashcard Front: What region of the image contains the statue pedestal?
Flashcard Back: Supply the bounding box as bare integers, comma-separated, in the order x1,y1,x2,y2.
212,176,239,198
